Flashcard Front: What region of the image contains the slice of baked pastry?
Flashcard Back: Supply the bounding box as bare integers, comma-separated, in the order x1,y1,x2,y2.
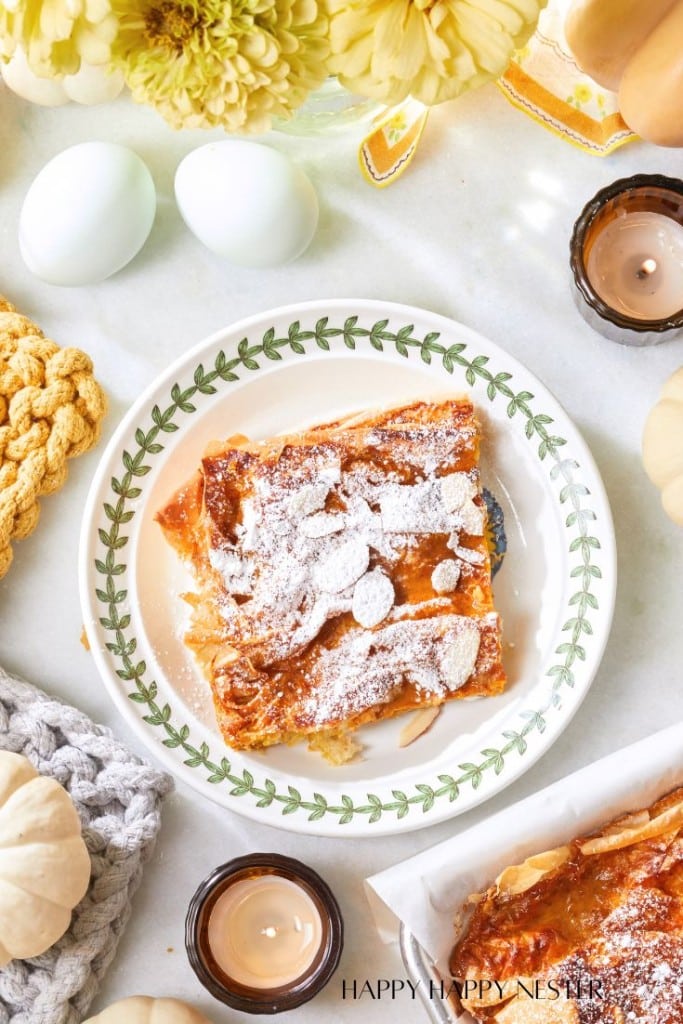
156,397,505,763
450,787,683,1023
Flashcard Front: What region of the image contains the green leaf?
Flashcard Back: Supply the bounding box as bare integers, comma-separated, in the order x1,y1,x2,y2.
502,730,527,756
481,748,505,775
458,762,483,789
569,535,601,552
521,710,546,734
550,458,580,481
437,774,459,801
423,331,443,351
416,784,435,812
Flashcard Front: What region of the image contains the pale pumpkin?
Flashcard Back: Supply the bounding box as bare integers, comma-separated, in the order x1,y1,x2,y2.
565,0,683,146
1,46,124,106
0,751,91,966
642,367,683,525
84,996,215,1024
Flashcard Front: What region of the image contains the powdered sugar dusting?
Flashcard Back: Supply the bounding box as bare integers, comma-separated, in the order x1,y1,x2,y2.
299,614,492,726
314,538,370,594
555,894,683,1024
432,559,461,594
352,569,395,628
198,411,500,732
464,815,683,1024
440,622,481,690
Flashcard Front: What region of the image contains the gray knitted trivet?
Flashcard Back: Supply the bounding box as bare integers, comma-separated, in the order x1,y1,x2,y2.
0,667,174,1024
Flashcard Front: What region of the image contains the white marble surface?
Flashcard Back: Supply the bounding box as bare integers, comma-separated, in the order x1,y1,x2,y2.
1,77,683,1024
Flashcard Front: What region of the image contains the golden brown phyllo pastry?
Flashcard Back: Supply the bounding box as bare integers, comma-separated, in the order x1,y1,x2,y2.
450,787,683,1023
156,398,505,763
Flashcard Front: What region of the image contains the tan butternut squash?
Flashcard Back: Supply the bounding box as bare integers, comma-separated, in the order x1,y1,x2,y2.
618,2,683,147
565,0,683,146
642,368,683,526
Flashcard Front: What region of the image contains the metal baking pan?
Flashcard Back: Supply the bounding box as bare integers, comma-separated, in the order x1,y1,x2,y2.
399,923,462,1024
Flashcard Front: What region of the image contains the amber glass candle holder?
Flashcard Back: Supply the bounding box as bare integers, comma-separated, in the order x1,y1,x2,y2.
570,174,683,346
185,853,344,1014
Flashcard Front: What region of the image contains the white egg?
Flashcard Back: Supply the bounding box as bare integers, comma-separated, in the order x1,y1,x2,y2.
174,141,319,268
19,142,156,286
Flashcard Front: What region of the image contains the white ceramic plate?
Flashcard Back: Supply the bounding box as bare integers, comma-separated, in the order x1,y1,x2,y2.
80,299,616,836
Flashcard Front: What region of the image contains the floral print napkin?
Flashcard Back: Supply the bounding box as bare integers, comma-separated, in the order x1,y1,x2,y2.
498,0,635,156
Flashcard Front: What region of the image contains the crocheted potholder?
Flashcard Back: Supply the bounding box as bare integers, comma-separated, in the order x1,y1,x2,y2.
0,667,174,1024
0,297,107,579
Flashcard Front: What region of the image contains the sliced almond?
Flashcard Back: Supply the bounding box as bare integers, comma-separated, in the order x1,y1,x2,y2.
431,558,461,594
398,706,441,747
314,539,369,594
287,482,329,518
299,512,345,538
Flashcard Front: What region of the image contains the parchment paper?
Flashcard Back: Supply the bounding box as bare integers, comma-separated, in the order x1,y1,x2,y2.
366,723,683,978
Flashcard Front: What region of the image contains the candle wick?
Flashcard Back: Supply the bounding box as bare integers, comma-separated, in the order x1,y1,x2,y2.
636,258,657,279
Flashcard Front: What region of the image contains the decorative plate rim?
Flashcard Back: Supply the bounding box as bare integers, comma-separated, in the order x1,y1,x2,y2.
79,298,617,836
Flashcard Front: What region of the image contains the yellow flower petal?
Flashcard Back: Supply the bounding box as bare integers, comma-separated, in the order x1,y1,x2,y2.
329,0,546,107
109,0,329,132
0,0,116,73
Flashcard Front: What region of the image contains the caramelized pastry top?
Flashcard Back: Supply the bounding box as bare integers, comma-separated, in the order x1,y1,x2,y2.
157,398,505,759
450,788,683,1023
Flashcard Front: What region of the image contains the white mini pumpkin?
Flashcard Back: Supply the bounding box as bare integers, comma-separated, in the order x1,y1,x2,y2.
0,750,91,966
642,367,683,525
1,46,124,106
84,996,215,1023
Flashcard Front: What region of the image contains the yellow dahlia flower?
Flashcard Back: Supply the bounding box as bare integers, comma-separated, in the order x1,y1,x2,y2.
109,0,330,133
0,0,118,75
328,0,547,107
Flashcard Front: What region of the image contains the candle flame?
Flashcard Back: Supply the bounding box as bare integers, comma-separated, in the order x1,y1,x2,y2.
261,926,278,938
636,258,658,279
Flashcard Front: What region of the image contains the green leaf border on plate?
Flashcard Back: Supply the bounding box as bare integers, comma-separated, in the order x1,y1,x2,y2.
94,317,603,826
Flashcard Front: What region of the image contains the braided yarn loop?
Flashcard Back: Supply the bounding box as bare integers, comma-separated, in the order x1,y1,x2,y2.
0,668,173,1024
0,297,107,577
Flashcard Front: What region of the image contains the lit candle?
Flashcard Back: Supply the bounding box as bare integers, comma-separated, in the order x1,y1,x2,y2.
570,174,683,346
185,854,343,1014
206,874,323,988
586,211,683,321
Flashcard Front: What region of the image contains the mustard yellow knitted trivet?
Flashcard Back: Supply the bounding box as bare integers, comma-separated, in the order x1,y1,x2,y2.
0,297,107,578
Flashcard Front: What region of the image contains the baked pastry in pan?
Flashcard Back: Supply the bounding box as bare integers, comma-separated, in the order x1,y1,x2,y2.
450,787,683,1023
157,398,505,763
